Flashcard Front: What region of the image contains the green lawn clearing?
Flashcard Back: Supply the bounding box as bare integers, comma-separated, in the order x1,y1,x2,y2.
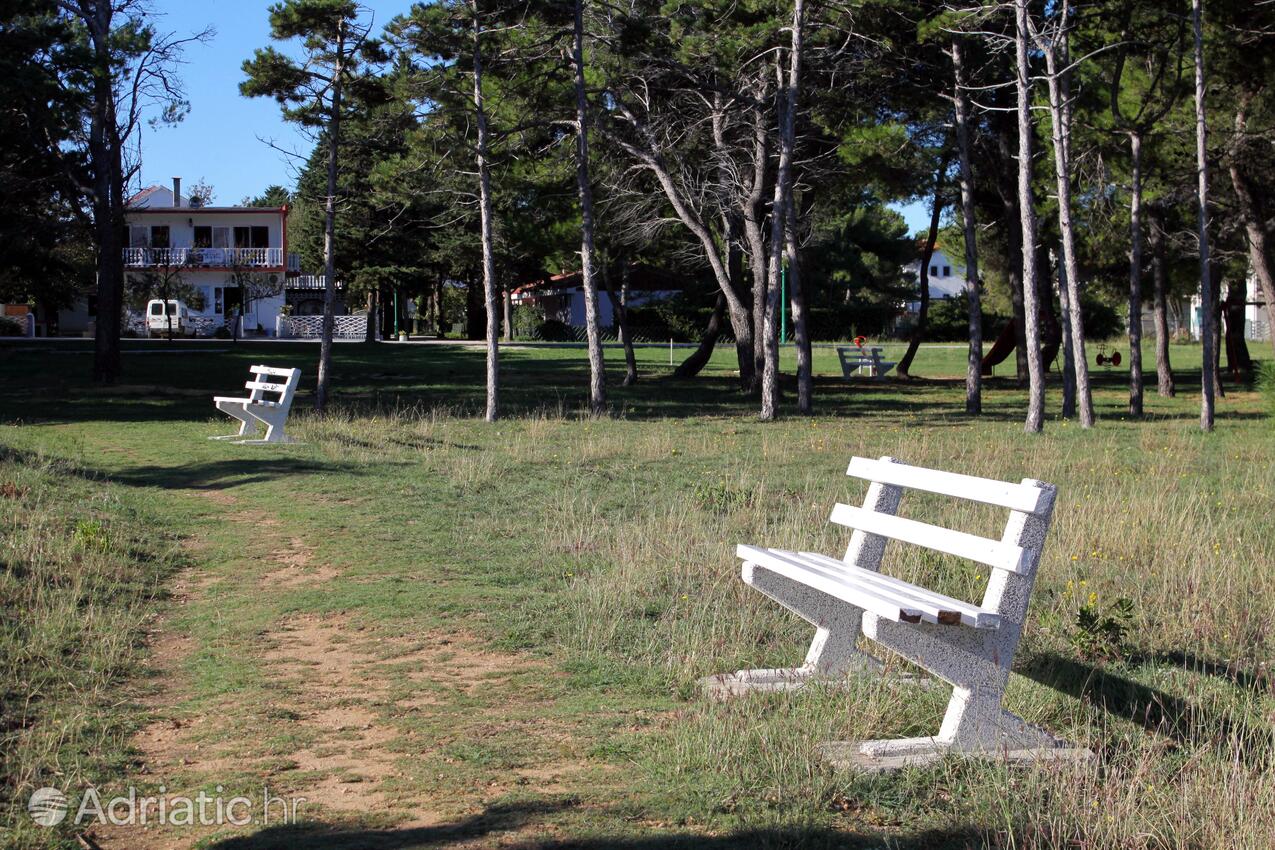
1,339,1272,849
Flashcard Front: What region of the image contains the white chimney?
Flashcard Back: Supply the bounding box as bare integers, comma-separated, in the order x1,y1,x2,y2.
172,177,182,208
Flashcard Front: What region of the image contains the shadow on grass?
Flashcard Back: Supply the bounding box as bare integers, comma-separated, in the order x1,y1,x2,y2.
1125,650,1273,694
0,443,384,493
0,340,1264,426
1021,652,1275,762
202,798,983,850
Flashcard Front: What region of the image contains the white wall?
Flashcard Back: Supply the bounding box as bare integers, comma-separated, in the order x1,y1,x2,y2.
127,211,284,251
565,289,681,327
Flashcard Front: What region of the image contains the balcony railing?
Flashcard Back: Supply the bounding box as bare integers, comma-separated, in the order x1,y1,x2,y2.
123,247,295,269
290,275,343,291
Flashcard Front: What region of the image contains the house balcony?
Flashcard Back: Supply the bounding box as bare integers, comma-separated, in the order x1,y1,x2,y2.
123,247,300,271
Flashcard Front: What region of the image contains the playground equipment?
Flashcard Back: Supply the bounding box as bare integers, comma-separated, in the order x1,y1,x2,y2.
1095,345,1122,367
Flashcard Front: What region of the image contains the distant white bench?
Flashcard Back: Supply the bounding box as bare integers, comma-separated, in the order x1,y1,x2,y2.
836,346,895,380
707,456,1088,770
211,364,301,445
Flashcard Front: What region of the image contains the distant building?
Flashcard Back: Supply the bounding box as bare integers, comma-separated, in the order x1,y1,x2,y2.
901,245,970,315
47,177,351,338
1185,274,1270,342
118,178,301,335
512,265,683,328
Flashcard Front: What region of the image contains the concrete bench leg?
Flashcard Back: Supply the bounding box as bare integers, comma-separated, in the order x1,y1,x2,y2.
818,494,1093,772
234,407,294,445
817,615,1069,770
701,563,880,699
703,466,908,700
210,401,260,441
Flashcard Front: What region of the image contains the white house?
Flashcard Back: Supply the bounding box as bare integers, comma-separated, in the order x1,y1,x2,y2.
1185,274,1271,342
123,178,300,335
903,246,969,314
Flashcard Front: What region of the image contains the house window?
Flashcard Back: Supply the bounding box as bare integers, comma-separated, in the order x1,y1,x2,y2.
930,265,938,277
214,287,224,315
129,225,149,248
233,226,270,248
193,226,212,248
150,226,170,249
943,266,951,277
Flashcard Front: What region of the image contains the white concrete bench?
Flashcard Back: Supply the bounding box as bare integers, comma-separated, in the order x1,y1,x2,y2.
211,364,301,445
836,346,895,380
708,456,1088,770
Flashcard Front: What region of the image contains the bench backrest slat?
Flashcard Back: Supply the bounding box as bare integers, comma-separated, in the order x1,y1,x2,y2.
830,503,1029,574
245,380,289,394
244,366,300,409
847,456,1050,516
249,365,297,377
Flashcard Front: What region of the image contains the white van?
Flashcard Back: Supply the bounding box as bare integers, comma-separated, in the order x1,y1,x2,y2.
146,299,194,337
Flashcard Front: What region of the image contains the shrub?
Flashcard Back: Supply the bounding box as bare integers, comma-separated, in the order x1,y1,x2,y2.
511,304,545,339
0,317,24,337
1081,294,1123,341
920,294,1005,342
535,319,575,342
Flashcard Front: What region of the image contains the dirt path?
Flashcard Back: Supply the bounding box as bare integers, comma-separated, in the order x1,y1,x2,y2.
89,488,579,850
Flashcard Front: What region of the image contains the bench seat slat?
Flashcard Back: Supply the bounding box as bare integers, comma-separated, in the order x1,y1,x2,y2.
779,551,984,627
738,545,1000,629
830,503,1028,574
213,395,280,408
245,381,288,393
739,545,928,624
847,456,1048,515
249,365,298,377
795,551,999,628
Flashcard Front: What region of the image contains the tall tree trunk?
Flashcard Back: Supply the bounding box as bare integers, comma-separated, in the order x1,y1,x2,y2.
785,202,811,413
573,0,606,414
89,6,123,384
1043,25,1094,427
1224,281,1252,377
1149,209,1175,396
996,114,1029,386
1228,97,1275,360
435,277,445,338
1211,259,1225,397
1192,0,1215,431
365,288,377,343
710,91,754,395
601,259,638,385
761,0,803,421
742,95,770,393
952,39,982,414
472,2,499,422
88,16,119,355
1127,130,1145,415
1058,250,1076,417
465,274,483,339
672,293,726,378
1016,0,1046,433
503,287,512,341
316,23,345,414
899,157,947,377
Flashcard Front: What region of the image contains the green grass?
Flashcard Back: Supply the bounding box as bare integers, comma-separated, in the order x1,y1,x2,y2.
0,339,1273,849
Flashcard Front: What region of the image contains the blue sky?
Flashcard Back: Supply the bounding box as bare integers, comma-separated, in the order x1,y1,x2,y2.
138,0,415,205
140,0,932,232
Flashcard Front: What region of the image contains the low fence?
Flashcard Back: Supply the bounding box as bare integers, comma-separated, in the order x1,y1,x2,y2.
277,314,371,340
